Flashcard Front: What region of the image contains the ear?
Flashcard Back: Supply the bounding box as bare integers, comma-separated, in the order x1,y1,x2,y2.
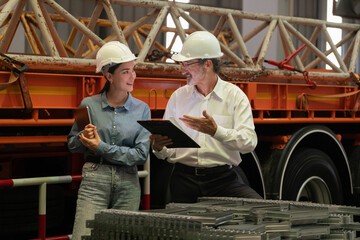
105,72,113,83
204,59,213,70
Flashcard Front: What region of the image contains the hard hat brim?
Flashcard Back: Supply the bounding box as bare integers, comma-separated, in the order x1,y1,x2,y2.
172,52,223,62
171,53,195,62
95,56,137,73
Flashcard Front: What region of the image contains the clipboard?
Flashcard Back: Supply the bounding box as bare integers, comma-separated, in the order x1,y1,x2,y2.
74,106,92,130
137,120,200,148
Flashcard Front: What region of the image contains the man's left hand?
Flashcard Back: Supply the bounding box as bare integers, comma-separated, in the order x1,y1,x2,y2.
179,110,217,136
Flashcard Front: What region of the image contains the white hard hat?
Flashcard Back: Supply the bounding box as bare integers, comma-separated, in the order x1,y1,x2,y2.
96,41,136,73
172,31,223,62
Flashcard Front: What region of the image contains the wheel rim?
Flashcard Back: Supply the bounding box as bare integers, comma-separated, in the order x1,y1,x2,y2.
296,176,332,203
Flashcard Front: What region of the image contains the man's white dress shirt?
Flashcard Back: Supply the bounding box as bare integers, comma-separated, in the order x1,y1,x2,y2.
154,76,257,167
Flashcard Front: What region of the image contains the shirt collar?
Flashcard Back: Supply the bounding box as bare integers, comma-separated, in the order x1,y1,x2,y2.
123,93,133,111
211,75,224,100
191,75,224,101
100,91,133,111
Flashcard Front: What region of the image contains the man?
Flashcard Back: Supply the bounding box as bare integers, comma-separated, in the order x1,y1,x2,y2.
150,31,262,203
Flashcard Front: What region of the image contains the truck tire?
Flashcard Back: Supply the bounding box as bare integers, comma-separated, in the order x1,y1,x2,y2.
282,148,343,204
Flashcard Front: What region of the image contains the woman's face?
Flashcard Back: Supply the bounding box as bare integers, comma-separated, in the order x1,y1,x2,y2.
108,61,136,93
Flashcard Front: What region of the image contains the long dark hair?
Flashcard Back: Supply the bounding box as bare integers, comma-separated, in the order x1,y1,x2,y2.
99,63,122,93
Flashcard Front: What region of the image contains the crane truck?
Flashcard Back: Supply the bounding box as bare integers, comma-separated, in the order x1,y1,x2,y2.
0,0,359,238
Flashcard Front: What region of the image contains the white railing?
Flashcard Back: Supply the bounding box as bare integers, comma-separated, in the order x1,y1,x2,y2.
0,158,150,240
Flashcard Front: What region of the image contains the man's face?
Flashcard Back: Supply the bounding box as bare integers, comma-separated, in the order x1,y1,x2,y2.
179,60,205,85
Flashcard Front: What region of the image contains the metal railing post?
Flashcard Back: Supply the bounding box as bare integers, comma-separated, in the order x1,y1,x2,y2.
0,169,150,239
38,182,47,240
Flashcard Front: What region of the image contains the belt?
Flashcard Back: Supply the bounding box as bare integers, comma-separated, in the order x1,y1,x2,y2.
174,162,232,176
86,156,107,165
86,156,138,173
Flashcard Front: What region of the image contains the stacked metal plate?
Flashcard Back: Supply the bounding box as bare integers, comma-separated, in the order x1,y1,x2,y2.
84,209,203,240
84,197,360,240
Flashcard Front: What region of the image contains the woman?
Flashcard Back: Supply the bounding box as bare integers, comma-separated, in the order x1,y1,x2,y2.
67,41,150,240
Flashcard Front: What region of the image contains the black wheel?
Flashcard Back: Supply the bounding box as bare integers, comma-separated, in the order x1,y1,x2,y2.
282,148,343,204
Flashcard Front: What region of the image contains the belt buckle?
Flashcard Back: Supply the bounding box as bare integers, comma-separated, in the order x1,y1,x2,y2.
195,168,205,176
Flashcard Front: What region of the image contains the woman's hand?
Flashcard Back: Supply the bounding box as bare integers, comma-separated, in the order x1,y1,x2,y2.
79,126,101,151
84,124,96,139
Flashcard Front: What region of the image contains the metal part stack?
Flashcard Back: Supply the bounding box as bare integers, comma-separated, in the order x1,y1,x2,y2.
85,197,360,240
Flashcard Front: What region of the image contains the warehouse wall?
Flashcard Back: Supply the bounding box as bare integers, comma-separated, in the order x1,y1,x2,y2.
242,0,281,68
